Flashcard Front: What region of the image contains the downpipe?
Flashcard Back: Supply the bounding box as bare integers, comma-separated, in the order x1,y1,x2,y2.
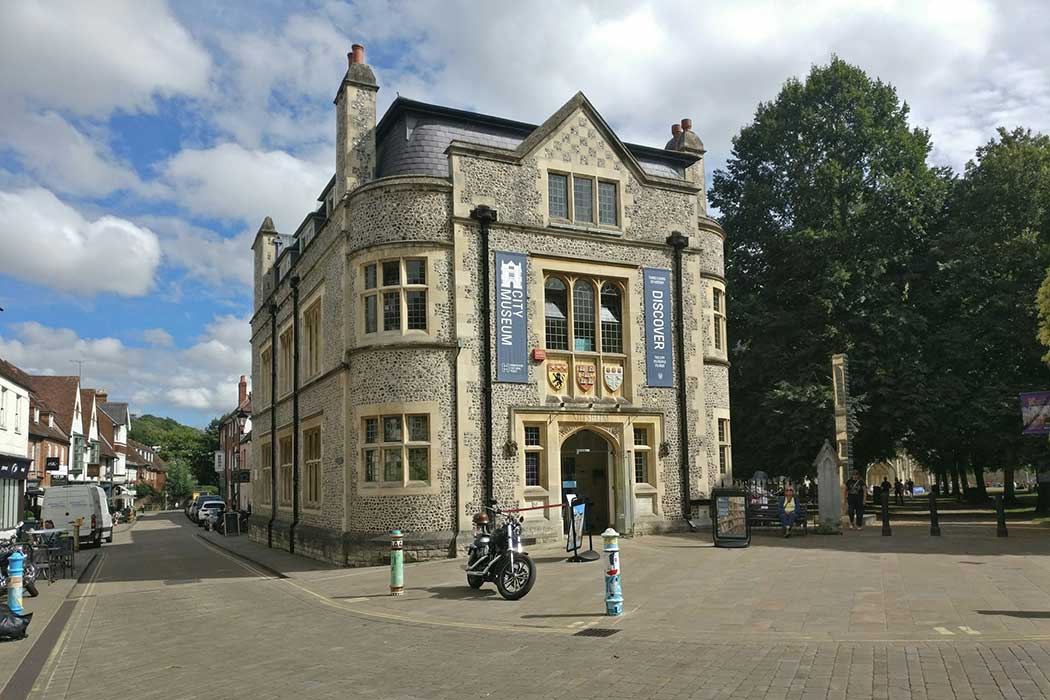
666,231,695,531
289,274,301,554
268,299,278,548
470,205,498,509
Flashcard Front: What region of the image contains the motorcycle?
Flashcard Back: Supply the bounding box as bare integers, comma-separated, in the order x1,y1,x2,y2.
465,502,536,600
0,523,40,598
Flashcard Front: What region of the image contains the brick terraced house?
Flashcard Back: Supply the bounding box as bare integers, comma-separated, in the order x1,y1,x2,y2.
249,44,730,565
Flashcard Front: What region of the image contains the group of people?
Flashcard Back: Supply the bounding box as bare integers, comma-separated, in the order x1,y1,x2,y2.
771,471,919,536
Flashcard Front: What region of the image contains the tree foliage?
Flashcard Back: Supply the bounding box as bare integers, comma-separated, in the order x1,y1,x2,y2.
130,414,221,487
164,461,196,504
711,56,949,478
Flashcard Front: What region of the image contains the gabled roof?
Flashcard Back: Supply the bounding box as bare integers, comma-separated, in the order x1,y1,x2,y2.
97,409,117,458
25,375,80,436
28,394,69,442
0,357,33,391
375,94,700,187
98,402,129,426
80,389,96,434
126,438,168,471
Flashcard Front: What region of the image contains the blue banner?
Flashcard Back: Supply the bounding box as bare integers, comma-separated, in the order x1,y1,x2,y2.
643,267,673,387
495,251,528,383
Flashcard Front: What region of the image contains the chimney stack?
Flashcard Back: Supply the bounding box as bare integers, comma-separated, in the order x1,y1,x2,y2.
238,375,247,406
335,42,378,202
96,389,108,403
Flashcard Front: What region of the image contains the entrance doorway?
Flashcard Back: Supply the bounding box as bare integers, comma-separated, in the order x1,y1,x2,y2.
561,429,613,533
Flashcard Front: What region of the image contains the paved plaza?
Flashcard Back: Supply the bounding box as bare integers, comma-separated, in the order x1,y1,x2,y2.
2,513,1050,699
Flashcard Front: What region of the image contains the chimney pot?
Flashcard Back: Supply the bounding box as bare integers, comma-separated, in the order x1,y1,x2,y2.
351,44,365,65
681,118,693,131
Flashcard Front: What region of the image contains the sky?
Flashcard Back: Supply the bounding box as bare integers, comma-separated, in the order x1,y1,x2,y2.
1,0,1049,427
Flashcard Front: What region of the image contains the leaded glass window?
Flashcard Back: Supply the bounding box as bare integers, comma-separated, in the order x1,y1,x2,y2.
544,277,568,350
572,280,595,352
600,284,623,353
598,181,618,225
573,176,594,223
548,173,569,219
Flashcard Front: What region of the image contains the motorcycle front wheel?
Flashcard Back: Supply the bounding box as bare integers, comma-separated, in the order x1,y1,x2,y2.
495,553,536,601
465,551,484,589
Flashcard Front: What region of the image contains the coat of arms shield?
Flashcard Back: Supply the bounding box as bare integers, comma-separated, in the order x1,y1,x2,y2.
547,360,568,392
576,363,596,391
603,364,624,392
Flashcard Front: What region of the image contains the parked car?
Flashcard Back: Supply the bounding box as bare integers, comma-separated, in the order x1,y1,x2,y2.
188,495,222,522
41,485,114,546
197,501,226,528
203,503,228,531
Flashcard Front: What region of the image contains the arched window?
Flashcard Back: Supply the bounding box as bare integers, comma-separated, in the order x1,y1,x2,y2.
572,280,596,352
544,277,568,350
600,283,623,353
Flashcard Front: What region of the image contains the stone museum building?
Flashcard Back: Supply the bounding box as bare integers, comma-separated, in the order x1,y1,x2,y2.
248,44,730,565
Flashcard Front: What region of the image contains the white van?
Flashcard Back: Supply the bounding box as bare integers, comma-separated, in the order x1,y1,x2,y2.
42,485,114,546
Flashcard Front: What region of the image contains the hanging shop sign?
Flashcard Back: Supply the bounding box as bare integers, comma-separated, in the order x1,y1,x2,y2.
643,268,673,387
45,457,60,471
495,251,528,383
0,455,31,480
1020,391,1050,435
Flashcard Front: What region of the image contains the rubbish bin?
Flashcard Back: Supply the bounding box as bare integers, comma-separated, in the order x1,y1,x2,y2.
709,487,750,548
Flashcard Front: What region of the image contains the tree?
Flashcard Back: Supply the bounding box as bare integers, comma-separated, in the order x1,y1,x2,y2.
135,480,159,503
913,128,1050,503
164,461,196,506
710,57,950,478
130,414,221,487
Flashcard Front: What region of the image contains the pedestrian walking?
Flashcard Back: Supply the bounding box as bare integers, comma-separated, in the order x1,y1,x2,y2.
846,469,866,530
880,478,891,503
906,479,914,496
778,485,803,538
894,478,905,506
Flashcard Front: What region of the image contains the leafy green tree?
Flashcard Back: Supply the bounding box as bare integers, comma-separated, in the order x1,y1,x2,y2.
912,128,1050,504
164,461,196,506
130,414,221,487
710,57,950,478
135,480,159,503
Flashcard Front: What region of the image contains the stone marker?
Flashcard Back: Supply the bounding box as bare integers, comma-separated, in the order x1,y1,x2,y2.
814,440,841,532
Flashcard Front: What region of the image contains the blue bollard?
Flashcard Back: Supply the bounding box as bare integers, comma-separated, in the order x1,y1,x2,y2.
602,528,622,616
390,529,404,596
7,547,24,615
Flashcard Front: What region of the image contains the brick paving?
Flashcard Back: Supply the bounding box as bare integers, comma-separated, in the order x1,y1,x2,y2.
6,513,1050,699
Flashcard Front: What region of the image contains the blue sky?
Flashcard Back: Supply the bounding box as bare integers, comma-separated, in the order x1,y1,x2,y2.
1,0,1048,426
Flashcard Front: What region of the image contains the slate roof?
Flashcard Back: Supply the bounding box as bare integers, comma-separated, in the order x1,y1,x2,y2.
373,96,699,181
127,438,168,472
98,402,129,426
0,357,33,391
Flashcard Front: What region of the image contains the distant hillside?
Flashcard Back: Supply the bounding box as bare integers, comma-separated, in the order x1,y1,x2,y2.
130,414,220,486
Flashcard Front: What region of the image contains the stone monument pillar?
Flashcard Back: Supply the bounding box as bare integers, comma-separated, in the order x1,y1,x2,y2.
814,440,841,529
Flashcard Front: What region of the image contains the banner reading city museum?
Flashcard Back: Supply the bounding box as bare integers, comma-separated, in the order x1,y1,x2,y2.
496,251,528,383
643,267,673,387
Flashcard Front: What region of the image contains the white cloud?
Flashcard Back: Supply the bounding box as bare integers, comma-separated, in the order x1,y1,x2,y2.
0,188,161,297
140,216,254,290
0,315,251,417
0,0,211,116
0,105,143,198
142,328,174,347
160,143,329,231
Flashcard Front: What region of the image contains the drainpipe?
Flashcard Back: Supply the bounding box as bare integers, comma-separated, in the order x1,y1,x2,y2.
470,205,498,509
268,299,278,548
666,231,693,529
289,274,301,554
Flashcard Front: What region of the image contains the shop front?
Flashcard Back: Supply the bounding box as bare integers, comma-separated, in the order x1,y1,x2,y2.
0,452,31,528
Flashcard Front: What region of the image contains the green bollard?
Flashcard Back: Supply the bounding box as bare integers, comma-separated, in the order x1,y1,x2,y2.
390,529,404,596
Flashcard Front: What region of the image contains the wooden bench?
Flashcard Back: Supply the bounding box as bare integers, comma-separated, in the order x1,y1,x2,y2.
747,500,813,535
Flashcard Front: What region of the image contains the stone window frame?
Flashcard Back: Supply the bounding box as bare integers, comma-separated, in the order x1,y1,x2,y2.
355,400,442,496
0,387,6,429
13,393,21,434
709,282,727,354
632,424,654,486
277,322,294,398
277,431,293,507
713,409,732,477
257,436,272,505
301,414,323,511
354,247,443,347
545,169,622,233
522,422,546,489
301,286,324,381
259,342,273,407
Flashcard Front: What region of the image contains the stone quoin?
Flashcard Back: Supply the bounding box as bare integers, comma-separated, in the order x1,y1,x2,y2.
248,43,731,565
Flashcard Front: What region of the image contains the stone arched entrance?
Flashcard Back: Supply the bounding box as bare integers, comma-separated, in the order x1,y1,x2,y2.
561,429,614,533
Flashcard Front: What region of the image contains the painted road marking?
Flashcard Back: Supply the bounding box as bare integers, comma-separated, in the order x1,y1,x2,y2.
934,627,955,636
959,626,981,635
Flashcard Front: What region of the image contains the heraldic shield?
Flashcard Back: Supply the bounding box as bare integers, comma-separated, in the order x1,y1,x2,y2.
576,363,596,391
547,360,568,392
604,364,624,392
